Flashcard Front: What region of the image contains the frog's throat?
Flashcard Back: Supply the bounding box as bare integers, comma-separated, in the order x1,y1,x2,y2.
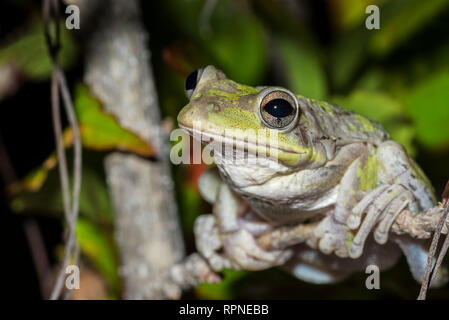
179,124,308,162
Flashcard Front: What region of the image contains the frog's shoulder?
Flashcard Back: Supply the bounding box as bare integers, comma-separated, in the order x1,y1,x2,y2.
297,96,390,147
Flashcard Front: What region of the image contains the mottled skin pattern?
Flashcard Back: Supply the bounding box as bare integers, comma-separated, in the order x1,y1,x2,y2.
178,66,447,286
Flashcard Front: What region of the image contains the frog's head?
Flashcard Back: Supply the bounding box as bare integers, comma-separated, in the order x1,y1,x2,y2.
177,66,328,171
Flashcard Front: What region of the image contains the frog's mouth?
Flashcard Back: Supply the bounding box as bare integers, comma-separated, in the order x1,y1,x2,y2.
179,124,307,162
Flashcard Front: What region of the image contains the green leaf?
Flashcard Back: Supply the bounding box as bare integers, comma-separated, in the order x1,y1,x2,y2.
74,84,155,157
0,19,77,80
405,70,449,150
8,156,55,194
76,218,120,295
332,90,416,155
277,37,327,100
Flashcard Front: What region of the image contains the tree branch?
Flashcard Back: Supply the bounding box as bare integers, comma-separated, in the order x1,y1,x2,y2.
78,0,185,299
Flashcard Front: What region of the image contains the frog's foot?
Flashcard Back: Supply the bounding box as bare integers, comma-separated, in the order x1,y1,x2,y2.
347,184,415,258
194,214,292,271
309,215,351,258
194,215,233,271
222,228,293,270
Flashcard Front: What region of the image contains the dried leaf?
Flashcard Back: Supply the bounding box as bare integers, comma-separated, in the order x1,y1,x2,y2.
74,84,156,157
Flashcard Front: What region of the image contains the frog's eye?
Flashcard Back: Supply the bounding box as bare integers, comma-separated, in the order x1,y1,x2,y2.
259,89,299,131
185,69,203,99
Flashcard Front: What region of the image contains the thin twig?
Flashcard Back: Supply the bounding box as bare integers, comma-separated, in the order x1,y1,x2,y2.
50,68,71,223
58,67,82,300
49,67,83,300
44,0,83,300
50,228,77,299
57,66,82,230
43,0,60,60
430,229,449,284
418,203,449,300
49,66,73,299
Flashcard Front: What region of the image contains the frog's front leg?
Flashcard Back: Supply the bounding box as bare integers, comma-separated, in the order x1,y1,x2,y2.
343,141,448,286
344,141,431,259
346,183,415,258
312,141,420,259
310,143,372,257
195,168,292,271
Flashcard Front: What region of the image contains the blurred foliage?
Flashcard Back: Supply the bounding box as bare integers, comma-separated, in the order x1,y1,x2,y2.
405,70,449,149
0,18,77,80
9,159,120,298
76,218,120,296
10,163,113,225
5,81,161,297
2,0,449,299
369,0,449,56
162,0,268,84
276,36,327,100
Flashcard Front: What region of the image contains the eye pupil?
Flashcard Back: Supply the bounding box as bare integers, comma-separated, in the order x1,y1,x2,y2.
259,89,299,130
264,99,293,118
185,70,198,91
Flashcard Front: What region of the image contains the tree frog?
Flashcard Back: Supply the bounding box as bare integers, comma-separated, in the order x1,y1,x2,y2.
177,65,447,286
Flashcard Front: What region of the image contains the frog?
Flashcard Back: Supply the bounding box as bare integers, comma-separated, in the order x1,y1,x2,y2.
177,65,448,286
